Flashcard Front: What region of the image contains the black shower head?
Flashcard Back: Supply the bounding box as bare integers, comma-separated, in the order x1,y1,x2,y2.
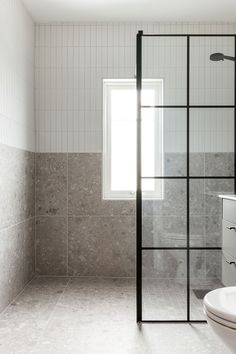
210,52,235,61
210,52,224,61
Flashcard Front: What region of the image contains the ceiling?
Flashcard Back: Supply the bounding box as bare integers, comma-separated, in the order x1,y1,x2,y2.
22,0,236,23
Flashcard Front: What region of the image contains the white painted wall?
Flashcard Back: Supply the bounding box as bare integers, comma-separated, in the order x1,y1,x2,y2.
0,0,35,151
35,23,236,153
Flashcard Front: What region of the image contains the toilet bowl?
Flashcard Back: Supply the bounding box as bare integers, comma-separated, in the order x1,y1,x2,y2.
162,233,203,278
204,287,236,353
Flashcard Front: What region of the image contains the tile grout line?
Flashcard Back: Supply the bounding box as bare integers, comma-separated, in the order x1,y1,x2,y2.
29,276,71,353
67,151,69,276
203,152,207,279
0,276,37,316
33,214,136,217
35,151,37,276
66,45,69,276
35,274,136,279
34,23,37,280
0,216,35,233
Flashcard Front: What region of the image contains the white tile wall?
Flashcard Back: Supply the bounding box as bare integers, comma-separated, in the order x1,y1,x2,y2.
0,0,35,151
35,22,236,153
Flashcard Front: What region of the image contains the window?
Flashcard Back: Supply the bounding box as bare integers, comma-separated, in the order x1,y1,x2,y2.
103,79,163,200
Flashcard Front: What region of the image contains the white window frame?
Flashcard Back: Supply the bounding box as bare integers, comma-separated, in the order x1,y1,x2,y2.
103,78,164,200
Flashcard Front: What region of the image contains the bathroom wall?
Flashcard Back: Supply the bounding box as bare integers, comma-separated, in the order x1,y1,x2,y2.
35,23,236,279
35,153,135,276
0,0,35,311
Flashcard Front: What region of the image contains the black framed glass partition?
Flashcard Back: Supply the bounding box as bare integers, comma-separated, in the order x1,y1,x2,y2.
136,32,236,323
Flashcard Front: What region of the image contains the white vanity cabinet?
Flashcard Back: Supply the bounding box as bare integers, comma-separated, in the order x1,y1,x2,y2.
220,196,236,286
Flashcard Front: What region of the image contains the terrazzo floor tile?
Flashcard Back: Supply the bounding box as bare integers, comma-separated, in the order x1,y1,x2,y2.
0,277,69,353
142,278,223,321
0,276,230,354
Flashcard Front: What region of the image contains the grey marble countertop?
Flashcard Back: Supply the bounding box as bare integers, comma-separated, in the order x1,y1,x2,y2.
219,194,236,201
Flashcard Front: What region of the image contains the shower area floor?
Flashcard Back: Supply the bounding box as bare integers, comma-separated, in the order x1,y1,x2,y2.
142,278,223,321
0,276,229,354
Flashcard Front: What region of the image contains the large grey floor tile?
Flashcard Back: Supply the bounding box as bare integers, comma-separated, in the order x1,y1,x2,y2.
1,277,69,322
31,277,229,354
30,320,230,354
0,277,69,353
58,277,135,316
0,277,230,354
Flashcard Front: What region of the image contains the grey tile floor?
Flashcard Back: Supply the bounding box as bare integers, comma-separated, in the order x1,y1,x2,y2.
143,278,223,321
0,277,230,354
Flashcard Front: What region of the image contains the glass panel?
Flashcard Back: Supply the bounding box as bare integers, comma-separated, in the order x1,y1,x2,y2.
141,106,163,181
190,108,234,177
190,179,234,247
190,250,223,321
139,35,234,323
142,36,187,105
142,250,187,320
142,179,187,247
141,108,187,178
190,36,234,106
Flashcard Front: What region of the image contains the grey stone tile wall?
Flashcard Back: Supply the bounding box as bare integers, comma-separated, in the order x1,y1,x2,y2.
0,144,35,312
0,144,35,229
68,153,135,216
35,216,67,275
142,152,234,282
0,145,232,310
35,153,136,277
35,152,233,281
68,216,135,277
36,154,67,216
0,219,35,312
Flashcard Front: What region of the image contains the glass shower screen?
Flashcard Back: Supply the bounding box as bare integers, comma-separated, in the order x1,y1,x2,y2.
136,32,235,323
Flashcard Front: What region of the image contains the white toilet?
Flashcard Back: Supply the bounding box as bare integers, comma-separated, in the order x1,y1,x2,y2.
204,286,236,353
203,196,236,352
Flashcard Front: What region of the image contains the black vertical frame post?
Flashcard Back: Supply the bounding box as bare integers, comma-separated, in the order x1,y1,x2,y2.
136,30,143,323
234,36,236,194
186,36,190,322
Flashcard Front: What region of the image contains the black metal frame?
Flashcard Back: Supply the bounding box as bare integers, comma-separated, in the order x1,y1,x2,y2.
136,31,236,324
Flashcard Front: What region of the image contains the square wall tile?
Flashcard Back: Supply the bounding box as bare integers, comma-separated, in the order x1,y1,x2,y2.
36,216,67,275
0,144,35,230
36,153,68,216
68,153,135,216
68,216,135,277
